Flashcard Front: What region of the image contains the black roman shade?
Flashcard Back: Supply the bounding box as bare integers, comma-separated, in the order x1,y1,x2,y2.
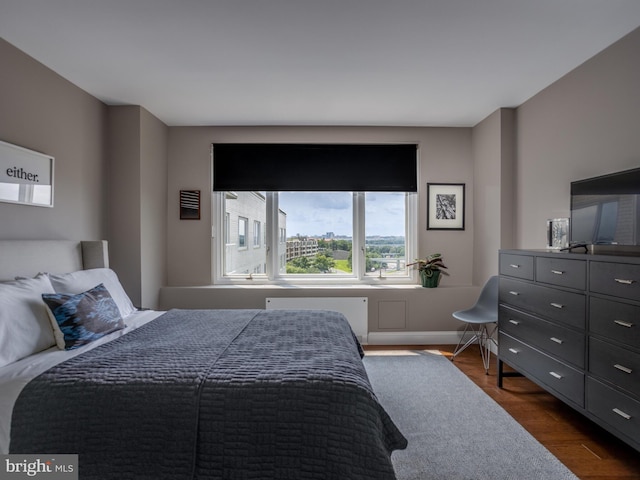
213,143,418,192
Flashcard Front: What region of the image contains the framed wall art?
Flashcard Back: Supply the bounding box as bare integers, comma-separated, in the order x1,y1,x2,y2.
0,140,54,207
180,190,201,220
427,183,465,230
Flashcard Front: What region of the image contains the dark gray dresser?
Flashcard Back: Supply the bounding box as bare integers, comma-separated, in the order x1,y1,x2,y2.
498,249,640,451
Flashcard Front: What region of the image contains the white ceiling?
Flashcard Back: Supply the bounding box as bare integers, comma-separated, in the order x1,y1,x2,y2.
2,0,640,127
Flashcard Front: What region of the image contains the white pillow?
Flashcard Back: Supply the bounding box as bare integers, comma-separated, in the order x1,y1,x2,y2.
48,268,137,318
0,274,57,368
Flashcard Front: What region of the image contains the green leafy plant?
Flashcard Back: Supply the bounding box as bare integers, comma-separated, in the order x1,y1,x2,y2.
407,253,449,278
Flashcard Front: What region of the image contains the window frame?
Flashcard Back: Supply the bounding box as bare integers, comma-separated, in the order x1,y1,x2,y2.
213,191,418,285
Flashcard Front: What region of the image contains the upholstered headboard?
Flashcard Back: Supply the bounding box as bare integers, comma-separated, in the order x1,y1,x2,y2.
0,240,109,281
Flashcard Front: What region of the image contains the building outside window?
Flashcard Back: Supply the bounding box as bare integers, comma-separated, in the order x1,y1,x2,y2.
224,212,230,245
221,192,272,275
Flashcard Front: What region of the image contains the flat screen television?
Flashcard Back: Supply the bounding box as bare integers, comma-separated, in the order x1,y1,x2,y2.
570,167,640,253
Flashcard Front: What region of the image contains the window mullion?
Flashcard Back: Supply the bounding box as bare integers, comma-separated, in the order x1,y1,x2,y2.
406,192,418,281
265,192,279,280
212,190,224,283
352,192,365,280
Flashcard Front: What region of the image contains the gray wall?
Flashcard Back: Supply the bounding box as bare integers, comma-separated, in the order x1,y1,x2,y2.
0,38,108,241
515,27,640,249
471,108,516,284
107,106,142,302
107,106,168,309
139,108,168,309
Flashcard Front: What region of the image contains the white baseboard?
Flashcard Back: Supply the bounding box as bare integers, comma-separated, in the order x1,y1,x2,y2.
366,331,498,355
367,331,464,345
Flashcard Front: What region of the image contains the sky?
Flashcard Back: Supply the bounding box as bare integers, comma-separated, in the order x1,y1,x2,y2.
279,192,405,237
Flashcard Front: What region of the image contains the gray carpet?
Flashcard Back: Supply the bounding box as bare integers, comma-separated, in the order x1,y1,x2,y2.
363,352,579,480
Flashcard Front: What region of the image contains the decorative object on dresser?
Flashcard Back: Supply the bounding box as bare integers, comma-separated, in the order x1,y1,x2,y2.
546,217,569,249
497,249,640,452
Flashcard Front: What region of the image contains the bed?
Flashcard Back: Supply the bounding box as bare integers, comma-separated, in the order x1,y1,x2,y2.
0,240,407,479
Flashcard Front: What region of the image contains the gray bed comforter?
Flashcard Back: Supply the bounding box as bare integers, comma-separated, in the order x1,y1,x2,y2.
10,309,407,479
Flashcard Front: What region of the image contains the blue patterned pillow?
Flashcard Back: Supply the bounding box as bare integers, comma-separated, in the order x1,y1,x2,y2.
42,283,125,350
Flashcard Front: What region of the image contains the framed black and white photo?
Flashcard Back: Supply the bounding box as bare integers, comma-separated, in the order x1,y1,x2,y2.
180,190,201,220
427,183,465,230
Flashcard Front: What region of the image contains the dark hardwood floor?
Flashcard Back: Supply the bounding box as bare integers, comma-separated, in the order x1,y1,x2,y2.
363,344,640,480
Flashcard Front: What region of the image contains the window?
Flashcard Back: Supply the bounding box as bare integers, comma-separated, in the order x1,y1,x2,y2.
238,217,248,248
212,143,418,283
214,190,416,283
364,192,408,277
253,220,261,247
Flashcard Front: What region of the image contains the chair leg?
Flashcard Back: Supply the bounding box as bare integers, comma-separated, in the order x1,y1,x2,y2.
453,322,498,375
452,323,480,361
478,323,498,374
478,324,490,374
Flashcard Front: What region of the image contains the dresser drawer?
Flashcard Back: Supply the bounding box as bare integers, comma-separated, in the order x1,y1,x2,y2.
589,337,640,398
500,278,586,330
590,261,640,301
500,332,584,406
499,306,585,368
500,253,534,280
536,257,586,290
587,377,640,446
590,297,640,348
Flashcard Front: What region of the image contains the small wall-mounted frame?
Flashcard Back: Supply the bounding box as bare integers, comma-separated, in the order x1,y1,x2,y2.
547,218,569,249
427,183,465,230
180,190,201,220
0,140,54,207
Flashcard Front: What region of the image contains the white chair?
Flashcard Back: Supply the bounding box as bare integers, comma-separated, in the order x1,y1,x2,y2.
451,276,499,374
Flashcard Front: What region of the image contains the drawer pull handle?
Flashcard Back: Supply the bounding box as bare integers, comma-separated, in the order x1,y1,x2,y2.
549,371,563,380
614,278,636,285
614,364,633,374
550,302,564,309
509,264,520,269
508,348,519,354
550,337,563,345
509,291,520,296
509,320,520,326
613,408,632,420
551,270,564,275
614,320,634,328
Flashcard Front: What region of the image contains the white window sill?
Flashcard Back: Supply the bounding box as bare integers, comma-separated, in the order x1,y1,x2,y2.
170,283,460,290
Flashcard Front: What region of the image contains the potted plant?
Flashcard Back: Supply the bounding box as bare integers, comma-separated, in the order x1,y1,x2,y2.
408,253,449,288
